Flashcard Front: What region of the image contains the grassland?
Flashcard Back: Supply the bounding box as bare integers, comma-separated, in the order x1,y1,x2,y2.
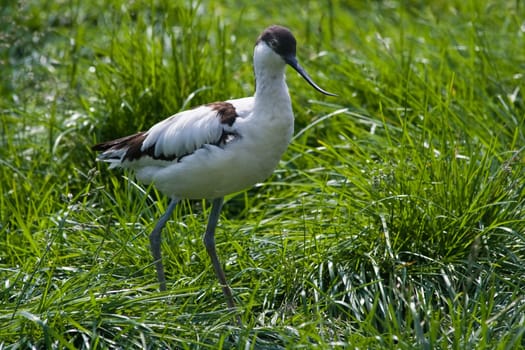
1,0,524,348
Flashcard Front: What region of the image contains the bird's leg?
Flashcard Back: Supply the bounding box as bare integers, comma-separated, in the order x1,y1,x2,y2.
149,198,179,291
203,197,239,316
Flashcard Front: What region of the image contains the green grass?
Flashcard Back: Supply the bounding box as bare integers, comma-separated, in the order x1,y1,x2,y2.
1,0,524,348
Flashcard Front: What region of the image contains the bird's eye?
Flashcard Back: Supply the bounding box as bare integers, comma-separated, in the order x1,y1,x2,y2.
269,38,278,48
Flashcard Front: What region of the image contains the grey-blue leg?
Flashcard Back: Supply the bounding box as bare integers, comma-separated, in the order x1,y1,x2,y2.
203,197,237,313
149,198,179,291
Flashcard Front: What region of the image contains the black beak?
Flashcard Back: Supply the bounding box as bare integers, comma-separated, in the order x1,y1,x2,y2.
284,55,337,96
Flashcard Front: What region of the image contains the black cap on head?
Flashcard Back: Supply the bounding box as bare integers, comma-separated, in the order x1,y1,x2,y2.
257,25,297,58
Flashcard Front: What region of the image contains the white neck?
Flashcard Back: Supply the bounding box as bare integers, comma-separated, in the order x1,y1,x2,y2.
252,43,292,110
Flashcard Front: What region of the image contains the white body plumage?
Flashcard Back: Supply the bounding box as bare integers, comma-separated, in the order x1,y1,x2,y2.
135,94,293,199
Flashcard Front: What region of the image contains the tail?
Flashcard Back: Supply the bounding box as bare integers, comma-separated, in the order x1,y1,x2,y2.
92,132,147,169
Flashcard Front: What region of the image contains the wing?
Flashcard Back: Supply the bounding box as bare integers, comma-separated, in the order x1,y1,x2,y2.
92,97,254,169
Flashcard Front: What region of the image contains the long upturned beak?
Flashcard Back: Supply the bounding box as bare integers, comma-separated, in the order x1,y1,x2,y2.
284,55,337,96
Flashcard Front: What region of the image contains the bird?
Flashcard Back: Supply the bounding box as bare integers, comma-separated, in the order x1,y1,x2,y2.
92,25,335,318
